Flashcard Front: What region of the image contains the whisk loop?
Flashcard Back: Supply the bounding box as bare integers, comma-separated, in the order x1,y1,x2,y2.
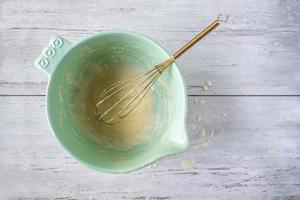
94,14,228,124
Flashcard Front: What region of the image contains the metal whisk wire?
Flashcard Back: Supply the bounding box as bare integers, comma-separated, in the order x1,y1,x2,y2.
95,57,174,124
110,58,174,120
95,14,228,124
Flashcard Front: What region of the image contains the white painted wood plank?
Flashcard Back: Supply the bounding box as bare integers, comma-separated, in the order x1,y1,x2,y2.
1,96,299,199
0,0,300,95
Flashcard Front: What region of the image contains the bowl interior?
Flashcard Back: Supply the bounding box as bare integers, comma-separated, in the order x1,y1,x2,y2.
47,31,187,172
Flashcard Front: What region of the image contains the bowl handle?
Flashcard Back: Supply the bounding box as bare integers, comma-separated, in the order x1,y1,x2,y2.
34,37,72,75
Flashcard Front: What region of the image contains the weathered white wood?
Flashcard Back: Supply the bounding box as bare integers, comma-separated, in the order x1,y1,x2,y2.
1,0,300,199
1,96,299,199
0,0,300,95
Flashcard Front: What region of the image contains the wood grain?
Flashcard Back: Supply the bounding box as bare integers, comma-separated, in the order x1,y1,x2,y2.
1,96,300,199
0,0,300,95
1,0,300,199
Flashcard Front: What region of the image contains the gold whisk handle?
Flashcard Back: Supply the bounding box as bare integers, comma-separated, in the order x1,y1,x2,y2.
173,14,228,59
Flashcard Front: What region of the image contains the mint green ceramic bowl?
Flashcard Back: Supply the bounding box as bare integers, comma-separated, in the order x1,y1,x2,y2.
35,30,188,173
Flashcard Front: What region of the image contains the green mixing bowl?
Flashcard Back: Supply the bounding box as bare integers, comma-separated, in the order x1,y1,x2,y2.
35,30,188,173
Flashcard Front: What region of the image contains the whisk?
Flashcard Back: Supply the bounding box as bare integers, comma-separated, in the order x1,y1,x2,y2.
95,14,229,124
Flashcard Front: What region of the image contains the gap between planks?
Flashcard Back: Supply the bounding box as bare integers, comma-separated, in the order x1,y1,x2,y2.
1,94,300,97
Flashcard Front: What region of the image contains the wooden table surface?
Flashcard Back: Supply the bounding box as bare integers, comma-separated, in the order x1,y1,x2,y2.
1,0,300,199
